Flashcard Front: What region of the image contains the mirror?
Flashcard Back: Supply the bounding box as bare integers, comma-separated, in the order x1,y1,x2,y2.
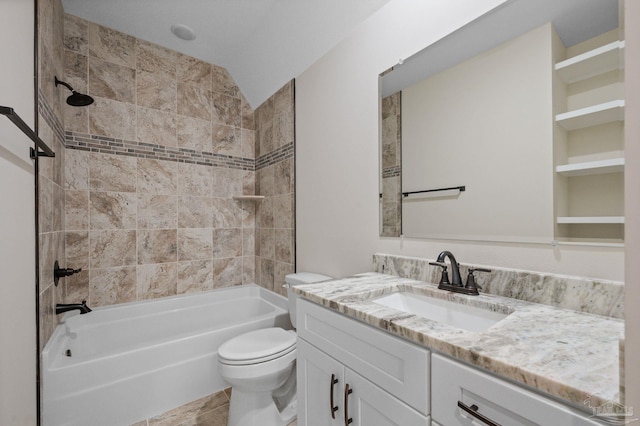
379,0,623,244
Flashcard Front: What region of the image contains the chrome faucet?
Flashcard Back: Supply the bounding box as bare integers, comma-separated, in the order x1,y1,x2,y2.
56,300,92,315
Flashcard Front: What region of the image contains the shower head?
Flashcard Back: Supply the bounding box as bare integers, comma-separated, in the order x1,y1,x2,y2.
54,77,94,107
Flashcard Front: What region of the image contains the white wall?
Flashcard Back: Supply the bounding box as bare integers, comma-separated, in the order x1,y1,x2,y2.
401,24,554,241
624,0,640,416
0,0,38,424
296,0,624,282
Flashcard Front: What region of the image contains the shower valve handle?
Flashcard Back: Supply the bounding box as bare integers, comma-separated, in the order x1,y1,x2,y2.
54,261,82,286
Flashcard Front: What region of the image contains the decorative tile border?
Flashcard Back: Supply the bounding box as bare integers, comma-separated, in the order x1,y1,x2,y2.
373,253,624,319
65,130,256,170
382,165,401,178
255,141,294,171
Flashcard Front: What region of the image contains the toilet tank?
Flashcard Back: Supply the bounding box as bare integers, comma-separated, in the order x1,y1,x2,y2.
285,272,332,328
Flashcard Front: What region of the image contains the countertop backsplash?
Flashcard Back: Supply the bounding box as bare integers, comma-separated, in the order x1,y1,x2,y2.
373,253,624,319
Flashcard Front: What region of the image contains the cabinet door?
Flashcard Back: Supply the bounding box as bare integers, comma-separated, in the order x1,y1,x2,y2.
432,354,601,426
344,369,429,426
297,339,344,426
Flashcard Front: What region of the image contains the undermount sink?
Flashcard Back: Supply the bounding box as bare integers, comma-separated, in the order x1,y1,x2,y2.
372,292,510,332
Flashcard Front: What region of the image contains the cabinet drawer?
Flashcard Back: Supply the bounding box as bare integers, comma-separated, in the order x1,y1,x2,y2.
297,299,430,415
432,354,602,425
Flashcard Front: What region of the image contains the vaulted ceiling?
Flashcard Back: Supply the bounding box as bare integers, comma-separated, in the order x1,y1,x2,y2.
62,0,392,108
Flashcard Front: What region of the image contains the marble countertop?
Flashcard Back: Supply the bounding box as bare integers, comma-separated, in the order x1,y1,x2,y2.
292,273,623,409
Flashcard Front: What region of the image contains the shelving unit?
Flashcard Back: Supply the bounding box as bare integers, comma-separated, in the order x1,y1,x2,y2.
552,29,625,243
555,158,624,176
232,195,265,201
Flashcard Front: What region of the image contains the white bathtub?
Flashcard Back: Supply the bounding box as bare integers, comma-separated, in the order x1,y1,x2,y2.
42,284,291,426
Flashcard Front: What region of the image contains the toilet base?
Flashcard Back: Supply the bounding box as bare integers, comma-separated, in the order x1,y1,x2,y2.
227,388,296,426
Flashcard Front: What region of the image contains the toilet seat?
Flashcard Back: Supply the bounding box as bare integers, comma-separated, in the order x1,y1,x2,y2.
218,328,296,366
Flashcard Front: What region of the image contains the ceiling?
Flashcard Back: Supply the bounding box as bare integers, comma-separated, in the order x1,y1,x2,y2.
61,0,392,108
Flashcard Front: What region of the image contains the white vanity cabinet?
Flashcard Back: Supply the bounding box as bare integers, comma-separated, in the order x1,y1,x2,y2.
296,299,430,425
431,354,602,425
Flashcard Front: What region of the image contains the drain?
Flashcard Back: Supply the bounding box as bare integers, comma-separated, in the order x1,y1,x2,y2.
65,349,72,357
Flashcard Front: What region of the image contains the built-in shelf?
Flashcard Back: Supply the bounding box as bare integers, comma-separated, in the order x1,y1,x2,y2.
556,158,624,176
555,100,625,130
557,216,624,224
232,195,265,201
555,40,625,83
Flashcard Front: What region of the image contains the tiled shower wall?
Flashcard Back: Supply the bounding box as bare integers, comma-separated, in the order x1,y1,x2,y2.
254,82,295,296
37,0,66,352
60,14,257,308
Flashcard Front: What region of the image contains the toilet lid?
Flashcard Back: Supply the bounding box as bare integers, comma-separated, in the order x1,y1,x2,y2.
218,328,296,364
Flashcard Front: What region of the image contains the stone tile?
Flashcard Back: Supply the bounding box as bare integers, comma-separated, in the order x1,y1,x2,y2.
65,231,89,269
273,81,293,113
259,258,275,291
89,191,136,229
256,197,273,229
241,96,255,131
64,13,88,54
90,230,136,268
39,176,53,233
64,50,88,93
178,163,212,197
211,167,242,198
88,22,136,68
90,266,137,307
64,103,89,133
212,198,242,229
177,83,211,121
274,158,293,195
89,56,136,103
39,232,54,288
148,390,229,425
137,159,178,195
137,263,177,300
137,70,177,113
240,200,255,229
275,111,294,151
212,123,241,157
211,92,241,127
177,54,212,90
275,261,295,297
138,229,177,264
39,283,55,353
137,106,177,147
178,196,213,229
242,171,255,195
257,165,275,197
178,260,214,294
273,193,293,229
89,96,136,139
176,115,211,152
65,270,90,305
89,153,137,192
274,229,294,264
53,184,65,232
240,129,255,159
137,194,177,229
213,257,243,288
212,228,242,258
242,256,256,285
211,65,238,98
242,228,255,256
257,120,273,157
136,39,176,79
178,228,213,261
258,227,274,260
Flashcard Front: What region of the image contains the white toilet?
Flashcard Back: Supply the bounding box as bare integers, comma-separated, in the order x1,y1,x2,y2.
218,272,332,426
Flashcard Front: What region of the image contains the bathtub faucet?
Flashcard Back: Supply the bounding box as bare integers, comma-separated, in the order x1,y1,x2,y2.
56,300,92,315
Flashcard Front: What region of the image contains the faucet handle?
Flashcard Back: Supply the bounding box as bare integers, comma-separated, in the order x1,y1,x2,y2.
465,268,491,290
429,262,450,285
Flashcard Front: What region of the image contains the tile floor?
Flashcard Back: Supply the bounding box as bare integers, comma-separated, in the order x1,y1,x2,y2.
130,388,297,426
